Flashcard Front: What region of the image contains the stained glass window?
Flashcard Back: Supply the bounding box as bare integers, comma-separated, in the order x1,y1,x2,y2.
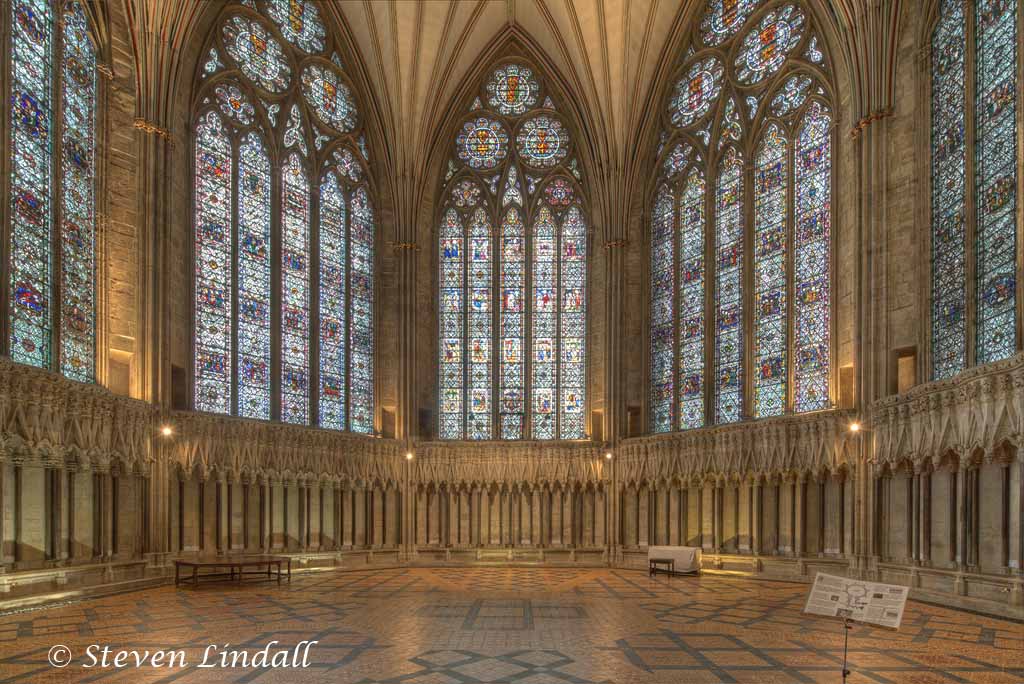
319,172,347,429
440,63,587,440
280,153,310,424
237,133,272,419
650,186,675,433
973,0,1017,365
500,205,526,439
59,0,97,381
193,112,234,413
194,4,374,431
348,187,375,433
679,167,706,429
714,148,744,424
753,125,788,418
929,0,1019,379
930,0,966,380
652,0,835,433
794,102,831,412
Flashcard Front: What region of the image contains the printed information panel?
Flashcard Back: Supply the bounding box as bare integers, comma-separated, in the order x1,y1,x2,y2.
803,572,909,629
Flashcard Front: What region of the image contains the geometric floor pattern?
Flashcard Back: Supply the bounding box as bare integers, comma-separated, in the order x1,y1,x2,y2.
0,567,1021,683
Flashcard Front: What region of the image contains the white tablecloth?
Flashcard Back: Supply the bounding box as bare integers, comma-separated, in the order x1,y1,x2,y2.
647,546,701,573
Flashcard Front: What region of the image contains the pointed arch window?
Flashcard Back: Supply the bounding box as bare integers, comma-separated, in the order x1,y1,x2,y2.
5,0,99,381
649,1,834,433
929,0,1019,380
438,62,588,440
193,0,375,432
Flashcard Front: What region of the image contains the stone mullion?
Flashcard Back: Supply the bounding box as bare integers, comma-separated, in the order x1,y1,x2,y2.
491,211,500,436
703,154,715,427
963,2,978,368
742,136,755,421
308,168,322,427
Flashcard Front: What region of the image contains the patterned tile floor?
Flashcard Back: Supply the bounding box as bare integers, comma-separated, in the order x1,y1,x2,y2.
0,567,1021,683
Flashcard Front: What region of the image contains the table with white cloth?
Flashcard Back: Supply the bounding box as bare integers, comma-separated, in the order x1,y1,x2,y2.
647,546,702,575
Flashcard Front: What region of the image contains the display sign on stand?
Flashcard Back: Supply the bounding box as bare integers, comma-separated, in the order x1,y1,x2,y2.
803,572,910,682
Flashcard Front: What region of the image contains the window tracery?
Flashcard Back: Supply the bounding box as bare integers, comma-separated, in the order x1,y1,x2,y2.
649,0,833,433
193,0,374,431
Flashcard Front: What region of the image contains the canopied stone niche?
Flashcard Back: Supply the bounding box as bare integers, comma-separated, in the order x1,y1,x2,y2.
1,355,1021,619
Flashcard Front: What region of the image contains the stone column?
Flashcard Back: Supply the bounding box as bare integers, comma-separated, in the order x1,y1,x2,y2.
215,474,228,555
750,476,761,555
373,486,385,548
956,463,967,569
817,476,826,557
793,475,805,558
911,468,921,563
459,488,471,546
713,480,723,553
531,487,541,546
920,469,931,565
448,489,459,547
562,488,574,547
637,487,649,548
353,485,366,548
595,487,606,548
102,468,114,560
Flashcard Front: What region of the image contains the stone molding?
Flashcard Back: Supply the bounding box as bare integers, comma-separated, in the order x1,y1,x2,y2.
413,441,608,488
617,409,856,485
871,351,1023,469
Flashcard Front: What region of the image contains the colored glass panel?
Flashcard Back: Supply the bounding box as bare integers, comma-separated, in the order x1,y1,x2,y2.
237,133,272,419
650,185,675,433
193,112,233,413
930,0,967,380
319,172,347,429
794,103,831,412
222,14,291,93
770,74,813,117
559,206,587,439
439,208,465,439
735,4,805,85
301,63,357,132
500,207,526,439
9,0,53,369
485,63,540,116
215,82,256,125
532,207,558,439
753,125,787,418
467,207,492,440
714,148,743,424
679,167,706,430
280,153,310,424
456,117,508,170
516,115,569,168
59,0,96,381
668,57,724,128
974,0,1017,365
349,187,374,433
263,0,326,53
701,0,759,46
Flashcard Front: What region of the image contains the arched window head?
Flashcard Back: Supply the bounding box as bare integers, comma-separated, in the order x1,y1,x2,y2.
6,0,100,381
438,60,588,441
649,1,834,434
929,0,1019,380
193,1,375,433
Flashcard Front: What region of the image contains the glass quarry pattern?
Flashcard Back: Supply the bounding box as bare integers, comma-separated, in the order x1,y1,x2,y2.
193,113,234,413
237,134,272,419
753,126,787,418
649,186,675,433
930,0,1019,379
280,154,310,425
651,0,833,432
439,62,587,440
714,149,744,424
973,0,1017,365
679,168,706,430
793,103,831,412
59,0,97,381
930,0,966,380
194,3,374,432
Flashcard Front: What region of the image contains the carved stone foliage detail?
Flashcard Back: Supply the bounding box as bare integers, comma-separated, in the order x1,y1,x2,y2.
414,442,607,488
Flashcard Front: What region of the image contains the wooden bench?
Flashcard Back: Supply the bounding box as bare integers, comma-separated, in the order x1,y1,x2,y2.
649,557,675,577
174,556,292,587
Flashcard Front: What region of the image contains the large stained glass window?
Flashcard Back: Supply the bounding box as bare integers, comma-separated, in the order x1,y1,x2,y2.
193,1,375,432
439,62,588,440
930,0,1020,378
6,0,99,380
650,0,834,432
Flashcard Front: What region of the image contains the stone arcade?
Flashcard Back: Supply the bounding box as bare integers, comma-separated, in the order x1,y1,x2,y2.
0,0,1021,682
